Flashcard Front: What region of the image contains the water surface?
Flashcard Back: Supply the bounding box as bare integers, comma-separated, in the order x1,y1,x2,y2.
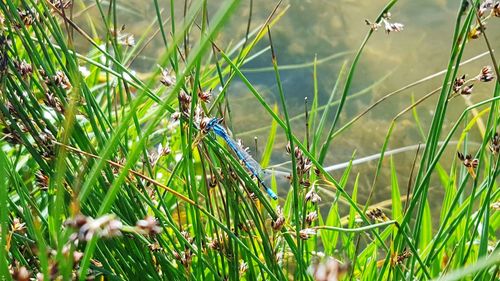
79,0,500,208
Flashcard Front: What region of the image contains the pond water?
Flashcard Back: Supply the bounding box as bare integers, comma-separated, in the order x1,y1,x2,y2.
79,0,500,209
221,0,499,207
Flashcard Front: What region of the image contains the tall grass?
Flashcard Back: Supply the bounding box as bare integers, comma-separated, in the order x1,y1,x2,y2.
0,0,498,280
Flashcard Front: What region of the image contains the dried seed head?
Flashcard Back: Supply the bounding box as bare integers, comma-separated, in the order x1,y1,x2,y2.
160,68,176,87
453,74,466,93
14,60,33,78
298,157,313,175
99,216,123,239
457,152,478,168
294,146,302,158
174,250,193,269
178,91,192,112
198,117,213,134
39,129,56,146
365,19,381,31
366,208,388,222
208,175,217,188
171,112,181,122
2,127,22,145
305,211,318,226
65,214,123,241
299,228,316,240
136,216,162,236
271,205,285,231
180,230,194,244
72,251,84,264
493,2,500,17
300,179,311,188
11,218,26,234
118,33,135,46
478,0,494,17
148,242,162,252
275,251,284,264
469,26,483,39
43,92,65,114
489,132,500,154
287,144,313,176
384,21,404,33
238,220,255,232
477,66,495,82
305,188,322,204
207,236,221,251
182,251,193,268
49,70,72,90
460,84,474,96
198,90,212,103
314,167,321,175
392,248,412,267
35,170,49,191
11,264,30,281
229,168,238,180
172,250,181,260
17,8,38,27
64,214,88,229
372,13,405,34
193,105,204,125
239,261,248,276
149,143,171,167
6,102,17,116
457,151,479,178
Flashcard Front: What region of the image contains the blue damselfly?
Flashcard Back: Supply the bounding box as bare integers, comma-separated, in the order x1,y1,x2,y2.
198,118,278,200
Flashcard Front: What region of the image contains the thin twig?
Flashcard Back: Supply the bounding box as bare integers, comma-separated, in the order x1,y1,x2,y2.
53,141,195,205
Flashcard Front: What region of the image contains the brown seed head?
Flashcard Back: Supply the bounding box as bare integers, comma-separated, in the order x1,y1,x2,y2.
17,8,38,27
478,65,494,82
14,60,33,78
299,228,316,240
489,132,500,154
35,170,49,191
305,211,318,226
457,152,478,168
366,208,388,222
493,2,500,17
453,74,466,93
11,264,30,281
271,205,285,231
160,68,176,87
460,84,474,96
136,216,162,236
305,188,322,204
198,90,212,103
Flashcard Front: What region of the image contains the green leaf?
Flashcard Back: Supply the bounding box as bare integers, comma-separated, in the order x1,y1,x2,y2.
0,145,12,279
260,104,278,168
390,156,403,224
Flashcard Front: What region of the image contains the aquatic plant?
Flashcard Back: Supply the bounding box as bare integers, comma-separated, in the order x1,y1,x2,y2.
0,0,498,280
